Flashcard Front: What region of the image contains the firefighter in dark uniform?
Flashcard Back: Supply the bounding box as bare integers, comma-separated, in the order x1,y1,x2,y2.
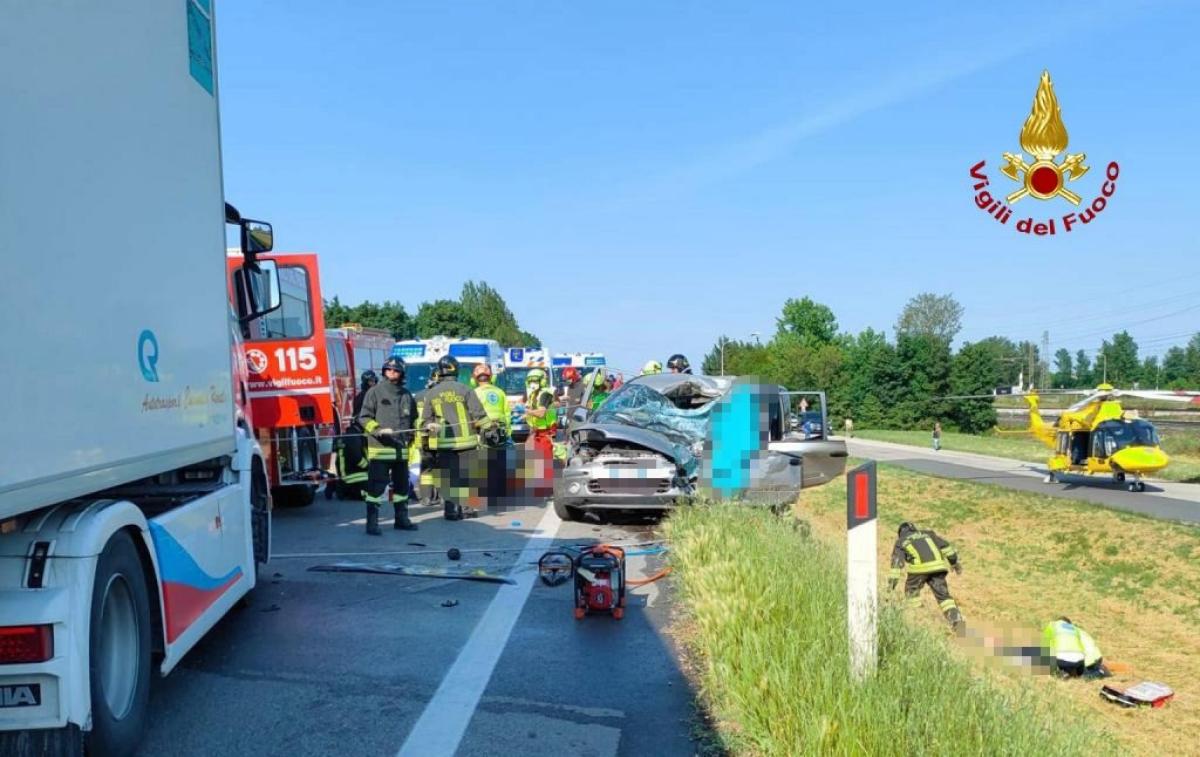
333,370,376,500
889,521,964,631
420,356,490,521
357,357,418,535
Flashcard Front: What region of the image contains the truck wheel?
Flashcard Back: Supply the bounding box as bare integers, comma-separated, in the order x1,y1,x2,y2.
86,531,151,757
273,484,317,508
552,498,579,522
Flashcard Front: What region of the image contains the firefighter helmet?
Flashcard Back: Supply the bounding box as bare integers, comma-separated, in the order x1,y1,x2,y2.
436,355,459,379
360,369,378,388
562,366,581,383
666,354,690,373
898,521,916,536
381,357,405,379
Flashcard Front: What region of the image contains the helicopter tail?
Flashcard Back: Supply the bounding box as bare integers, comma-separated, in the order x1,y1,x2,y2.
1024,392,1057,449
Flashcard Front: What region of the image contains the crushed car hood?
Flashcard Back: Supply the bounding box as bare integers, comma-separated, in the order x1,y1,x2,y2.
569,423,689,460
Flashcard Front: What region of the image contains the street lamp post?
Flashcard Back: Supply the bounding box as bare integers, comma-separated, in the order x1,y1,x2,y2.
720,337,726,376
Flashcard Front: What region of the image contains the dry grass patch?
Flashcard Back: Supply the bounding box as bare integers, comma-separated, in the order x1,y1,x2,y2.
800,462,1200,755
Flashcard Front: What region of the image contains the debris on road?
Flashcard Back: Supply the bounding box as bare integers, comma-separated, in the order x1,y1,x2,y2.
1100,681,1174,708
447,548,462,560
309,562,516,584
441,599,459,608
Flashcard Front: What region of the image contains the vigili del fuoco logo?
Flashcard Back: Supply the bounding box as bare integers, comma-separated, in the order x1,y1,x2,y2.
969,70,1119,236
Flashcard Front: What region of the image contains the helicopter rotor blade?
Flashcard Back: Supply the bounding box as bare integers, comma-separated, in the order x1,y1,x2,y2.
1115,389,1200,405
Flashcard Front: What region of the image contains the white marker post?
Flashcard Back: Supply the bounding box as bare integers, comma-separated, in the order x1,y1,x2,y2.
846,461,878,682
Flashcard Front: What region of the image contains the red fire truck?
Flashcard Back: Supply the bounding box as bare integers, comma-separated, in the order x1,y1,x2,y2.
324,324,396,430
227,251,334,506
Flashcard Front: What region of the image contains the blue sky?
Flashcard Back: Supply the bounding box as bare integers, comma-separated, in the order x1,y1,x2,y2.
216,1,1200,376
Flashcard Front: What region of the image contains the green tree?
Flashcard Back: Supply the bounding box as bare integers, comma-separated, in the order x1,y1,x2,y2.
702,338,773,377
459,280,537,346
323,297,415,339
776,297,838,345
1099,331,1140,386
1140,355,1160,389
1074,350,1092,387
1052,348,1073,389
414,299,480,338
895,293,964,344
836,328,901,428
892,333,951,427
1162,346,1188,386
1185,334,1200,386
949,341,999,432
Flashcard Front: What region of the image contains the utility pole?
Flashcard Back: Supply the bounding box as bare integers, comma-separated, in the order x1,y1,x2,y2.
719,336,726,376
751,331,761,346
1102,352,1108,383
1026,342,1036,393
1041,330,1050,391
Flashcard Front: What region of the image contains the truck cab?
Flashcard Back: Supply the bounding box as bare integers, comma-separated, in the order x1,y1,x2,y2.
227,252,333,507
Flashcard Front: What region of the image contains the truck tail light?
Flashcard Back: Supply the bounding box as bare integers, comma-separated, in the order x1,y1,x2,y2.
0,625,54,664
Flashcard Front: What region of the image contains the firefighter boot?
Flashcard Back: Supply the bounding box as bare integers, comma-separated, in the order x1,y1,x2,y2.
365,503,382,536
394,501,418,531
443,500,463,521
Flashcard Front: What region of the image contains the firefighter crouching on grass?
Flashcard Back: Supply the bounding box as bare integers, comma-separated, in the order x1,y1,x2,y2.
888,521,965,631
421,356,492,521
356,357,418,535
523,368,557,459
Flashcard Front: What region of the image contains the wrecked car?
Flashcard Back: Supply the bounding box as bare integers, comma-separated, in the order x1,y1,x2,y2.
553,373,847,521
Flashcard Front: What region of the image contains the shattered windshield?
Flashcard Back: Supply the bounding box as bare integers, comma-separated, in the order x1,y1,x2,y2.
590,383,715,446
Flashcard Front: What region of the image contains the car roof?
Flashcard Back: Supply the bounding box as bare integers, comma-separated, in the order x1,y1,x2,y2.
624,372,735,396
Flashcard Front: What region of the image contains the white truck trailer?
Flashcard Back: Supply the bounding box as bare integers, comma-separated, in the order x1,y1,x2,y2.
0,2,280,754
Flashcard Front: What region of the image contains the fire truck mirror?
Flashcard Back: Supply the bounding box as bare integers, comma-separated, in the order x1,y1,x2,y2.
240,259,281,321
241,219,274,254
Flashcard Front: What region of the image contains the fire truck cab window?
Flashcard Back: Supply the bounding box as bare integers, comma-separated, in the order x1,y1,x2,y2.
328,337,349,378
254,265,312,339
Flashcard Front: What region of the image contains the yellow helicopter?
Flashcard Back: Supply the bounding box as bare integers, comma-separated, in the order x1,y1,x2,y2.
1023,384,1199,491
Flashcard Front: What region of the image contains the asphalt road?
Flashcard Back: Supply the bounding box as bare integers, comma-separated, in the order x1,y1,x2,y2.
848,438,1200,525
137,494,698,757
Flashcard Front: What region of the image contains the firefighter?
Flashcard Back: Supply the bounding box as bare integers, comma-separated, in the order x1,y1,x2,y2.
641,360,662,375
357,357,418,535
888,521,964,631
666,354,692,374
523,368,557,459
352,369,377,417
421,356,490,521
333,370,377,500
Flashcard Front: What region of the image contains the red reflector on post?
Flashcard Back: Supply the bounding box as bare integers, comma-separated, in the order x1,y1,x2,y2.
0,625,54,664
854,472,870,520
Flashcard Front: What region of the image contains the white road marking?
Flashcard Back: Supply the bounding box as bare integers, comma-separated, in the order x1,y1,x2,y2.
397,505,563,757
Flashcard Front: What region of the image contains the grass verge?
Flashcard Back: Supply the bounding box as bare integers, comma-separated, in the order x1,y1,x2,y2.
664,503,1111,756
853,428,1200,482
801,463,1200,755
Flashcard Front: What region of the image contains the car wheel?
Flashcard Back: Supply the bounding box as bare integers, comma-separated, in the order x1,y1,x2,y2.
86,531,152,757
553,498,578,522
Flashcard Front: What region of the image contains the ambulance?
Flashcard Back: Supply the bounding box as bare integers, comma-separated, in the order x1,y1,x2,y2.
500,348,554,442
551,352,607,386
391,336,505,391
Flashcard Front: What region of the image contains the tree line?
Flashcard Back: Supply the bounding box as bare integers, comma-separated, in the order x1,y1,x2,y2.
702,294,1200,433
323,280,539,346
